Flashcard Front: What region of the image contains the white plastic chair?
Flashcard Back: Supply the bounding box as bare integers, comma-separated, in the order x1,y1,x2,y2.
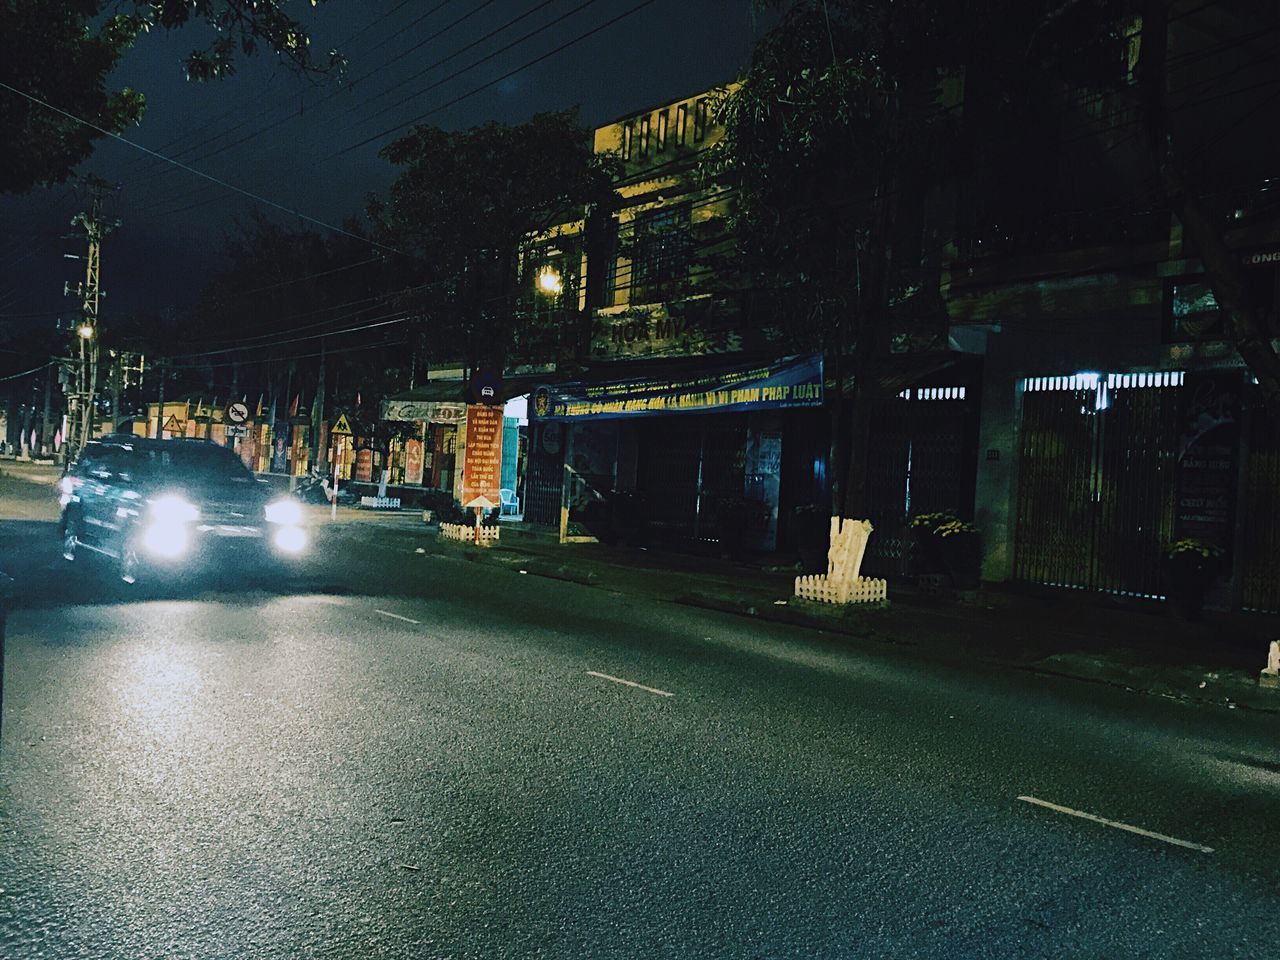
499,488,520,516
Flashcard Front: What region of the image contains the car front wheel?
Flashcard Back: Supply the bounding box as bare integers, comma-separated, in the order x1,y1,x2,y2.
62,514,80,563
118,538,141,585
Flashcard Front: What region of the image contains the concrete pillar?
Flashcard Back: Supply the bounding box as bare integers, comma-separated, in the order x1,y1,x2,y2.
973,353,1020,582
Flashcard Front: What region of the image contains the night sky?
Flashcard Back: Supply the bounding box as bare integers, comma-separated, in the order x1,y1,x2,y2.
0,0,768,355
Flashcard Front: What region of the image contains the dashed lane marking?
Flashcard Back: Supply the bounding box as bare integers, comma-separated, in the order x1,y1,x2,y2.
375,609,421,625
586,670,674,698
1017,795,1214,854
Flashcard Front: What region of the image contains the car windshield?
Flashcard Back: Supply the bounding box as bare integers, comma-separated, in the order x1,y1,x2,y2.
139,444,252,483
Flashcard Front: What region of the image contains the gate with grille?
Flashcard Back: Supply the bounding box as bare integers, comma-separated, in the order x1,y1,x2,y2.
1241,389,1280,613
1014,373,1182,598
861,386,978,578
523,421,565,527
636,414,748,542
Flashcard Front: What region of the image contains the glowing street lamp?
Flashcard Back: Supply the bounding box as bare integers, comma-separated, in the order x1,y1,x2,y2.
77,322,95,339
536,265,563,296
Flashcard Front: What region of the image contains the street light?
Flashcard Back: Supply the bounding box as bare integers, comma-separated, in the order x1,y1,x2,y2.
536,265,563,296
77,322,94,339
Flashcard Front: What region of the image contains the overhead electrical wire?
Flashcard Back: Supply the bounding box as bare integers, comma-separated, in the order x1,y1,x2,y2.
327,0,664,159
120,0,450,182
124,0,603,222
0,81,405,257
348,0,596,132
10,0,1272,377
141,0,489,184
0,360,53,383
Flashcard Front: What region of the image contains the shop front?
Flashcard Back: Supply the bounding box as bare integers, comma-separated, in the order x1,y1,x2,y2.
381,396,467,494
526,354,824,551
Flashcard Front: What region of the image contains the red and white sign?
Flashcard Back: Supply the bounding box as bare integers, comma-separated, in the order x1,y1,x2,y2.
404,438,425,486
355,448,374,483
460,404,504,508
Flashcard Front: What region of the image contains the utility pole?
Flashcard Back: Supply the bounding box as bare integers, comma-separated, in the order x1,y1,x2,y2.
154,358,167,439
41,363,54,455
109,350,122,434
311,340,327,472
63,176,118,456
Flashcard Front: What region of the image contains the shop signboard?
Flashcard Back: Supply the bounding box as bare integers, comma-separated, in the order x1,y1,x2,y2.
405,438,425,486
590,297,744,361
531,354,823,421
460,404,504,506
381,399,466,424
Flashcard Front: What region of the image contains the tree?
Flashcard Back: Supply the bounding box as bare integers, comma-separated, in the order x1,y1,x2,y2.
186,213,390,465
1133,0,1280,411
714,0,1280,518
0,1,339,194
954,0,1280,410
705,0,962,516
369,110,619,374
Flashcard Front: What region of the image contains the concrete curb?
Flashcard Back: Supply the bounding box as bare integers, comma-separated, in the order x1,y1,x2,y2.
674,591,1280,715
427,536,1280,715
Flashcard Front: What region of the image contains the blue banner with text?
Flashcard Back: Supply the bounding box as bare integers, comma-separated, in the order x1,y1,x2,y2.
530,354,823,421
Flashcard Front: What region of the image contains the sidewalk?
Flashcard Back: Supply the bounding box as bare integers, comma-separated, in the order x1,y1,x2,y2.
0,461,60,522
430,520,1280,714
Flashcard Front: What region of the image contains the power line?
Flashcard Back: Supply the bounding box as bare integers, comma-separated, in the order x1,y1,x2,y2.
118,1,446,183
121,0,591,220
0,80,403,257
146,0,488,179
327,0,663,160
349,0,595,132
0,360,52,383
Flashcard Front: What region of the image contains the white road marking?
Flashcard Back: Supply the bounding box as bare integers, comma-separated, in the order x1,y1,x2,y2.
586,670,674,698
375,609,421,625
1017,795,1214,854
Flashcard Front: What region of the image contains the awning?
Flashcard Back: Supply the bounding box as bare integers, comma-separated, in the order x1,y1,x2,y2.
531,354,823,421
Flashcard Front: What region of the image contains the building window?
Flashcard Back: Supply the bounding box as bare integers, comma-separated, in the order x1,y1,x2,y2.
621,121,633,161
631,203,692,297
603,245,618,308
693,98,708,141
676,103,688,146
656,109,669,152
639,114,651,157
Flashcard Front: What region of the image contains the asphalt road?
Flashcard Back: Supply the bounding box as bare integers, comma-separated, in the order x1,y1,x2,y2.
2,484,1279,958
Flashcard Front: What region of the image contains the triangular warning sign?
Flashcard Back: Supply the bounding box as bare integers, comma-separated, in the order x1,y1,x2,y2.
162,414,183,434
331,413,353,436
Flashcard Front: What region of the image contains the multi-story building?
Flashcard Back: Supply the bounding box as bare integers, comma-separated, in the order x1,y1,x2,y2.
521,85,831,551
946,0,1280,614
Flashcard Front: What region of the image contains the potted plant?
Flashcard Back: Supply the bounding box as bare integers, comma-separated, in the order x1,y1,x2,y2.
909,511,981,589
1165,539,1226,621
792,504,830,574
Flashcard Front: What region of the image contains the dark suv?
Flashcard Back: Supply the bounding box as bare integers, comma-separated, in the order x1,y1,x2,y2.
59,435,308,583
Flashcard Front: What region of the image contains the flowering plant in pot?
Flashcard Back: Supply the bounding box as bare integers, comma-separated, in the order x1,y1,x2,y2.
909,511,981,588
1165,539,1226,621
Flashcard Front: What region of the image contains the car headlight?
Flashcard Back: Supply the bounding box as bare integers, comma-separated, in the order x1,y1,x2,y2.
265,498,302,525
272,525,307,554
150,494,199,524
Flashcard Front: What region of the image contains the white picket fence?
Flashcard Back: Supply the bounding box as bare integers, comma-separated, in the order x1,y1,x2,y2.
360,496,401,510
794,517,888,605
439,522,501,546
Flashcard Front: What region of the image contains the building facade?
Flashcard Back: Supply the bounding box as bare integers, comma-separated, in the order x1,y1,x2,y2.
521,86,831,552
